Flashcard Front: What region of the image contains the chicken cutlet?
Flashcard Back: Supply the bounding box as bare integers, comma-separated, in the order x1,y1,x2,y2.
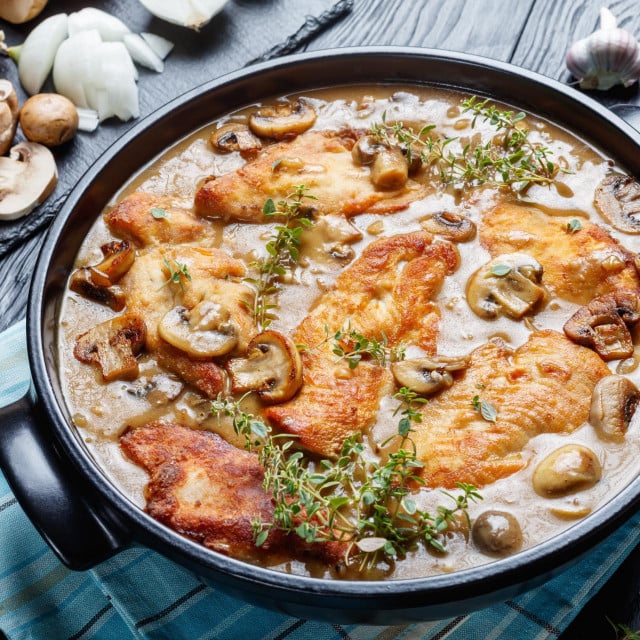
194,129,428,223
119,245,255,397
105,191,217,247
412,330,610,489
265,231,459,457
120,422,348,564
481,204,640,304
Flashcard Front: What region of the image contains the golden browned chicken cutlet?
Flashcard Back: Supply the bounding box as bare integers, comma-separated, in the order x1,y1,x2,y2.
481,204,640,304
105,191,217,247
120,245,255,397
412,330,610,488
194,129,428,222
121,422,348,564
265,231,459,457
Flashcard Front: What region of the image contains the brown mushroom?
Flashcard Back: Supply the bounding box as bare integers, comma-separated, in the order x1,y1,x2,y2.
391,354,469,395
0,79,19,155
590,374,640,441
563,289,640,361
158,301,239,358
74,314,146,382
532,444,602,498
248,99,317,140
0,141,58,220
69,240,135,311
0,0,48,23
351,134,387,166
466,253,546,320
209,122,262,158
370,146,409,190
594,174,640,234
471,510,523,557
420,211,477,242
19,93,79,147
226,330,303,403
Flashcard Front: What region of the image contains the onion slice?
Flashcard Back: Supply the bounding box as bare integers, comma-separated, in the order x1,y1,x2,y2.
124,33,163,72
18,13,68,95
137,0,229,30
140,32,174,60
68,7,131,41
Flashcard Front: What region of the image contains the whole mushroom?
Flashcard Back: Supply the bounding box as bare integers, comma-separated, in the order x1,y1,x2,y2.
0,79,19,155
471,510,523,557
533,444,602,498
19,93,79,147
589,374,640,441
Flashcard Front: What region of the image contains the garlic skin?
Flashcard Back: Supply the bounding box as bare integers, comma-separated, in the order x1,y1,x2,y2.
137,0,229,30
566,7,640,90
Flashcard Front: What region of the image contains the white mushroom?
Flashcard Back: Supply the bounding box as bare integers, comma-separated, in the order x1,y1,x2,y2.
391,355,469,395
0,79,19,155
532,444,602,498
226,330,303,403
419,211,477,242
248,99,317,140
471,510,523,557
0,141,58,220
594,174,640,234
158,301,239,358
466,253,545,320
589,374,640,442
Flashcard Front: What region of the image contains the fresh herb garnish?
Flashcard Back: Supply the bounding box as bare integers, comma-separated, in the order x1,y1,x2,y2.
565,218,582,234
211,391,482,567
246,185,316,329
162,258,191,291
150,206,168,219
489,264,512,277
330,324,399,369
472,394,498,423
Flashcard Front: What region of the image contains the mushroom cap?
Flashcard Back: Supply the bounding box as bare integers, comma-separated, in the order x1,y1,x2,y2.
594,174,640,234
391,355,469,395
0,141,58,220
20,93,79,147
226,330,303,403
420,211,477,242
248,99,317,140
589,374,640,441
209,122,262,158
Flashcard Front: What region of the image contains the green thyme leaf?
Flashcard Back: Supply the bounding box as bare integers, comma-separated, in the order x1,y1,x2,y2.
565,219,582,234
150,207,167,219
489,264,512,277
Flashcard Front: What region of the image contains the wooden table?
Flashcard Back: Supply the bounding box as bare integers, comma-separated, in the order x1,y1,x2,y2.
2,1,640,636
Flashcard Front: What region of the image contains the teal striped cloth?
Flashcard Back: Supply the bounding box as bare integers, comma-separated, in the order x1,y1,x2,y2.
2,318,640,640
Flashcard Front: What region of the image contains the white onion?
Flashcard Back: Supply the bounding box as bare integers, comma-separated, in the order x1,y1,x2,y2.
140,32,174,60
68,7,130,41
18,13,68,95
137,0,229,30
76,108,100,132
124,33,163,72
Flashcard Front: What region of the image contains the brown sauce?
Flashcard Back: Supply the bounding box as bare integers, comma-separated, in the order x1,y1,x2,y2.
57,85,640,580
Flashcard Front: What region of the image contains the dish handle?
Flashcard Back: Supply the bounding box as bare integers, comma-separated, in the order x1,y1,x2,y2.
0,384,130,570
610,103,640,131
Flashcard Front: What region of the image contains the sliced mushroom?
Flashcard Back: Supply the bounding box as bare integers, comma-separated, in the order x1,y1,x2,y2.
466,253,545,320
158,301,239,358
310,214,363,262
420,211,477,242
590,374,640,441
226,330,303,403
563,289,640,361
0,79,19,155
74,314,146,382
594,174,640,234
209,122,262,158
69,240,135,311
351,134,387,165
532,444,602,498
248,99,317,140
0,141,58,220
370,146,409,190
471,510,523,557
391,354,469,395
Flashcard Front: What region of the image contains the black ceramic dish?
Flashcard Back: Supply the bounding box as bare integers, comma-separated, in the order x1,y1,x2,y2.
2,47,640,625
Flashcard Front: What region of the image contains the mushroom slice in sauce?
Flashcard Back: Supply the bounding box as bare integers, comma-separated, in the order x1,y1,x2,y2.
532,444,602,498
420,211,477,242
590,374,640,441
74,314,146,382
248,99,317,140
69,240,135,311
391,354,469,395
594,174,640,234
226,330,303,404
563,289,640,361
158,301,239,358
209,122,262,158
466,253,546,320
352,133,414,190
471,510,523,558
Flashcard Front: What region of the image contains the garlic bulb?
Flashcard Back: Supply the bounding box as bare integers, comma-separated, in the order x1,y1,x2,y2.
566,7,640,90
137,0,229,30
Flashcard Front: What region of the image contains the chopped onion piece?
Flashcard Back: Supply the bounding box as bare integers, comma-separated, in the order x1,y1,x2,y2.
76,107,100,132
137,0,229,30
140,32,174,60
68,8,131,41
18,13,69,95
124,33,163,72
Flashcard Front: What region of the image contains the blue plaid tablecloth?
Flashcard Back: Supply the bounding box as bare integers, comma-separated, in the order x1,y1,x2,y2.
2,319,640,640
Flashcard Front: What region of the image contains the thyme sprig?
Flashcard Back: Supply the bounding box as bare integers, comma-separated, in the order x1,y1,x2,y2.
246,185,316,329
162,258,192,292
211,390,482,568
331,323,405,369
369,96,560,192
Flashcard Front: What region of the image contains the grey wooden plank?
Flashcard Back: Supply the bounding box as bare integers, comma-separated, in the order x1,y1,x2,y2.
307,0,534,61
